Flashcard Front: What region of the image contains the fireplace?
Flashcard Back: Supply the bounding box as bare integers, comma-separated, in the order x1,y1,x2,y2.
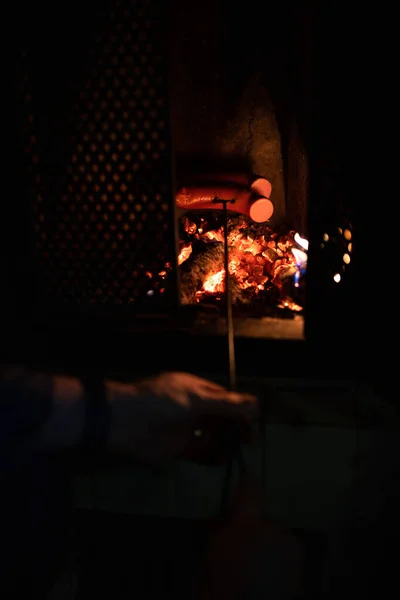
14,0,356,371
168,0,313,340
177,210,306,335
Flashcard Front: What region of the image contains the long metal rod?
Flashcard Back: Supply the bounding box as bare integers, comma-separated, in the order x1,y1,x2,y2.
217,198,239,519
221,200,236,391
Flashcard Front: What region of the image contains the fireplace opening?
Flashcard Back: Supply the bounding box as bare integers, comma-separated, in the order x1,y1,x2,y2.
17,0,327,343
167,0,311,339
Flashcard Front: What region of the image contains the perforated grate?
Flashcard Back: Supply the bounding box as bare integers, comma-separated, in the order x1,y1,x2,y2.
19,0,177,311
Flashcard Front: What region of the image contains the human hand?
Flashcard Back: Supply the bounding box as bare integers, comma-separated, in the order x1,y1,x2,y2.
106,372,257,465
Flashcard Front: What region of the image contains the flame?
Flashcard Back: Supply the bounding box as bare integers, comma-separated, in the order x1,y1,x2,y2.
203,269,225,294
291,247,307,267
294,232,309,251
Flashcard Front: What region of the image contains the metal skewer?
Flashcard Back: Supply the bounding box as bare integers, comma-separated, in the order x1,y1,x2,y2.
212,197,245,519
212,197,236,391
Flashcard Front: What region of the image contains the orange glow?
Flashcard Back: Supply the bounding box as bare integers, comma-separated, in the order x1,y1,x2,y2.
178,220,305,310
203,269,225,294
182,216,197,235
178,243,192,265
204,229,224,242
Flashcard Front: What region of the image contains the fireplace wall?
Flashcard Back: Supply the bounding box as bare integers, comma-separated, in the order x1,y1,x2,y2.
169,0,286,223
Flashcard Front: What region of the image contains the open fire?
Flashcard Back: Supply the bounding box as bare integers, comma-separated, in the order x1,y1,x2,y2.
177,212,307,317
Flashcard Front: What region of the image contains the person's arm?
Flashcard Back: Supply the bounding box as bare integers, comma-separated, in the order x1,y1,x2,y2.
1,365,256,464
1,365,133,453
1,364,86,451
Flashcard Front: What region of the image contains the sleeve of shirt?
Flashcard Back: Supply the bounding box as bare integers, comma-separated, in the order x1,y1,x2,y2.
0,364,86,453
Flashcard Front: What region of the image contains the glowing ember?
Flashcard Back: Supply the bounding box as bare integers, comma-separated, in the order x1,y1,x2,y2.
203,269,225,294
278,298,303,312
178,212,307,313
204,230,224,242
178,243,192,265
182,216,197,235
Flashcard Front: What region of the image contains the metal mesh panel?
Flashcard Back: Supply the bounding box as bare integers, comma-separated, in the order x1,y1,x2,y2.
19,0,177,312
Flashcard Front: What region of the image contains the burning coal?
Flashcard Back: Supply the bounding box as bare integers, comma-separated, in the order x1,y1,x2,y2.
178,213,307,316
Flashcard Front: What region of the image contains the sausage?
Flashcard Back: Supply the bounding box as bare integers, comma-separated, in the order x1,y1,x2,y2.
176,185,274,223
176,185,248,209
250,177,272,199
